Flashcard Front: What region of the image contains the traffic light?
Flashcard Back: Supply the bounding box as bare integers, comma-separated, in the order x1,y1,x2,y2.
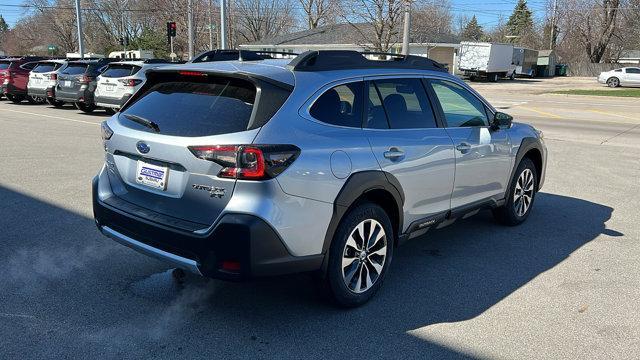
167,22,177,38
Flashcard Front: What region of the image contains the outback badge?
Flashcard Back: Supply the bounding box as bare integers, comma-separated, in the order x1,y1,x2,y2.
192,184,226,198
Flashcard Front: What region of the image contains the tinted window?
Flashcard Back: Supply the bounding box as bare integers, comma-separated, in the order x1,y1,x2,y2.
21,62,38,70
614,69,623,72
32,62,61,73
101,65,141,78
626,68,640,74
0,61,10,70
310,82,363,128
373,78,437,129
365,82,388,129
430,80,489,127
61,64,88,75
120,79,256,137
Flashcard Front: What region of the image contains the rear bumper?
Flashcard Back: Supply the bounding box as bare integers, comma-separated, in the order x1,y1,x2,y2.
55,87,94,104
27,87,48,97
95,94,131,109
2,83,27,96
92,174,323,280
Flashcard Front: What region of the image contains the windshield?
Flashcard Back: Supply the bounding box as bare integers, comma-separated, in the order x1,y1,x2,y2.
120,79,256,137
32,62,62,73
0,61,11,70
61,64,88,75
101,65,141,78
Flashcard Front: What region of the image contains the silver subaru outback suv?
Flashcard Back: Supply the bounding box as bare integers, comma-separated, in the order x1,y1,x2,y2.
93,50,546,307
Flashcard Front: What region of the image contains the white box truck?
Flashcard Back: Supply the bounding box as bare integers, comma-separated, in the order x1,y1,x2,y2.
458,42,516,82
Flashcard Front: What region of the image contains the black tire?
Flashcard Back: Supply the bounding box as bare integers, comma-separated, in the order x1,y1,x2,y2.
493,157,538,226
606,77,620,88
104,108,116,115
75,102,95,113
47,98,65,108
8,94,24,104
320,202,394,307
469,75,477,81
490,73,499,82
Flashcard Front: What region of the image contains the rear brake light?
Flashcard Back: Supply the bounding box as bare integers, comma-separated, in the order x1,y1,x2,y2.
178,71,207,77
188,145,300,180
118,78,143,87
49,73,57,81
78,75,91,84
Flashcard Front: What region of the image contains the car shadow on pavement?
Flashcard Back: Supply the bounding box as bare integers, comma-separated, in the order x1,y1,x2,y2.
0,187,616,359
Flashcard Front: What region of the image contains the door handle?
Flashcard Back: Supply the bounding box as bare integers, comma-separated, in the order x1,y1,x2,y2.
383,147,405,160
456,142,471,153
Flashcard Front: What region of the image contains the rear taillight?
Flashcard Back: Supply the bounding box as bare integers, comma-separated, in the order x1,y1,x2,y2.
78,75,91,84
188,145,300,180
118,78,143,87
48,73,57,81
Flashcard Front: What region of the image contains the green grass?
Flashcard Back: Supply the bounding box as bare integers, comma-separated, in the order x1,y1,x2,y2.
549,89,640,97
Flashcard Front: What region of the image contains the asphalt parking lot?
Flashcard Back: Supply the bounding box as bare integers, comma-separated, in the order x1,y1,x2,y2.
1,78,639,359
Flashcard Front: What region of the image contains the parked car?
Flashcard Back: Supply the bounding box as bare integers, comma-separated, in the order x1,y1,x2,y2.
0,56,46,103
189,49,297,63
93,50,547,307
459,42,516,82
54,58,117,113
597,67,640,88
27,59,68,107
94,59,171,114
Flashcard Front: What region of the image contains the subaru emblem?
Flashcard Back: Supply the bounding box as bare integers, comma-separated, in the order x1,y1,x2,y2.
136,141,150,154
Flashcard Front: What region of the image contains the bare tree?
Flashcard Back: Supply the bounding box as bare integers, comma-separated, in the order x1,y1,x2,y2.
410,0,453,43
233,0,296,43
339,0,404,52
299,0,336,29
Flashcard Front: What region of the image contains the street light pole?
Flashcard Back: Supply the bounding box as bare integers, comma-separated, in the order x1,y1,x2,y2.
220,0,226,49
401,0,411,55
74,0,84,58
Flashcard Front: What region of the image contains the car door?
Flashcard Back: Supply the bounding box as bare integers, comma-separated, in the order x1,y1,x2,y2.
426,78,512,209
624,68,640,86
364,77,456,230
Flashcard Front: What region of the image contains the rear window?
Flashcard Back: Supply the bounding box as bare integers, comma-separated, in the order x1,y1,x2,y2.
120,79,256,137
61,64,88,75
0,61,12,70
32,62,61,73
101,64,141,78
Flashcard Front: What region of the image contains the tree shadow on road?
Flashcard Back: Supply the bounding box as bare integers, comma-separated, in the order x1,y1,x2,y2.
0,187,616,359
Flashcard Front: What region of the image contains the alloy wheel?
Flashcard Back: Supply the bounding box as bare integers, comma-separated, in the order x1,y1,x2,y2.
513,168,535,217
341,219,387,294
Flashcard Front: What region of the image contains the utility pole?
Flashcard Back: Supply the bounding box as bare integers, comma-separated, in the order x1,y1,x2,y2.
549,0,558,50
401,0,411,55
209,0,214,50
74,0,84,58
220,0,227,49
188,0,194,59
121,0,128,54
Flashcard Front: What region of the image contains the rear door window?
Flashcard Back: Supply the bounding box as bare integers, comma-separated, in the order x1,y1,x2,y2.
372,78,438,129
120,79,256,137
101,64,141,78
61,64,88,75
309,82,364,128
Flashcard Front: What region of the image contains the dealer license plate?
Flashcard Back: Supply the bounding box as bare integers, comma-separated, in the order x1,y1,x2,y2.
136,161,168,191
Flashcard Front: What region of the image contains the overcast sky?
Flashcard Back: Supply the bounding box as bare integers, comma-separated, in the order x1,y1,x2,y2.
0,0,549,29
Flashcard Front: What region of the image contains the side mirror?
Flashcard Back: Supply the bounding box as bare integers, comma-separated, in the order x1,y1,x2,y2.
491,112,513,130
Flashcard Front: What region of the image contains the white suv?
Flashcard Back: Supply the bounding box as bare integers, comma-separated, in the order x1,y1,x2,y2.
27,59,68,107
95,59,171,114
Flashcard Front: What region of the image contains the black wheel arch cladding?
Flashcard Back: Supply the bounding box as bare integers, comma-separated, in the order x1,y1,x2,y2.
321,171,405,260
505,137,544,199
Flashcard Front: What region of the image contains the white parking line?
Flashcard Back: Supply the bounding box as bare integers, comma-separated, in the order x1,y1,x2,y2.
1,108,100,126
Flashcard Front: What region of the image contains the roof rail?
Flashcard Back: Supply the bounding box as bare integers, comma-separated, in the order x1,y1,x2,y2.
288,50,447,72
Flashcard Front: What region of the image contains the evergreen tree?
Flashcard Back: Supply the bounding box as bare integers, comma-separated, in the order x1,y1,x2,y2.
461,15,484,41
505,0,533,43
0,15,8,33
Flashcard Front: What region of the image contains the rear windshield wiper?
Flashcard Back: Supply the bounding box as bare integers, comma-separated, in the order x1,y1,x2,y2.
122,113,161,133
